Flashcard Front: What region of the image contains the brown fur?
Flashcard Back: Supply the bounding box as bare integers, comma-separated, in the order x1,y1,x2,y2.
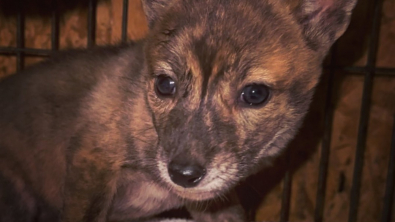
0,0,356,221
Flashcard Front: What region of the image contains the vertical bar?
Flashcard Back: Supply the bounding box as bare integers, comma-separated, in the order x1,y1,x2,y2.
16,9,25,72
280,152,292,222
348,0,383,222
314,47,338,222
87,0,97,48
51,0,59,51
381,115,395,222
121,0,129,43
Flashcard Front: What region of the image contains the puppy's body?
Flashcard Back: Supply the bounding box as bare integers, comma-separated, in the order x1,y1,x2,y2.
0,0,356,221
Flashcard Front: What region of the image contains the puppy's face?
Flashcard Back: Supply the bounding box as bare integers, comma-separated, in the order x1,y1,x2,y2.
141,0,356,201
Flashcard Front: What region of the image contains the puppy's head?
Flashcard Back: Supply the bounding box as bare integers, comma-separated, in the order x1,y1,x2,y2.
140,0,356,201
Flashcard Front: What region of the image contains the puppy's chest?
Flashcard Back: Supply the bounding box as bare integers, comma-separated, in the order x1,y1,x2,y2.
109,172,182,220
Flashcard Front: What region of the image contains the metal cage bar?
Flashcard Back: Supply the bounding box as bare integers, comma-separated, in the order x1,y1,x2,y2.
348,0,384,221
122,0,129,43
0,47,51,57
16,10,25,72
381,115,395,222
314,45,338,222
51,0,59,51
87,0,97,48
280,159,292,222
341,66,395,76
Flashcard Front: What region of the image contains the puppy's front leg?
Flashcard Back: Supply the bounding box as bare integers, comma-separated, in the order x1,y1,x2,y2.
187,190,247,222
62,147,120,222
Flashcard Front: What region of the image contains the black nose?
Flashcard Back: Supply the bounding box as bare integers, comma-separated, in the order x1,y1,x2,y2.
168,160,206,188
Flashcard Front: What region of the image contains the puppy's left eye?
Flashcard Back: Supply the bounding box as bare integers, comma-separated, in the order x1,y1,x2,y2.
155,75,176,97
240,84,270,106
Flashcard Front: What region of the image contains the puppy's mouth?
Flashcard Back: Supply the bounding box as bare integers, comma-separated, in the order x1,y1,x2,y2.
170,187,221,201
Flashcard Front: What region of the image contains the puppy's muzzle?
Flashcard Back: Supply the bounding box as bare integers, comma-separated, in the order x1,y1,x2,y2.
167,159,206,188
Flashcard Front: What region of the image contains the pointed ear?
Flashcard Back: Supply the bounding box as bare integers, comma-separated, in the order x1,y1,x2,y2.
141,0,173,29
293,0,357,53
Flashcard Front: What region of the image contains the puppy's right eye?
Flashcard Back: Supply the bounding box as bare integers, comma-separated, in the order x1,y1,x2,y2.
240,84,270,106
155,75,176,97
